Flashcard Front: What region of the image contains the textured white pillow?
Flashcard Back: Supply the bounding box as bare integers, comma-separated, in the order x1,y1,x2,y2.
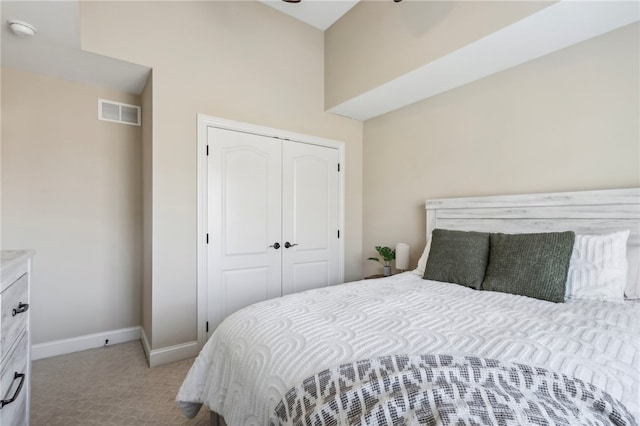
565,230,629,302
412,236,432,276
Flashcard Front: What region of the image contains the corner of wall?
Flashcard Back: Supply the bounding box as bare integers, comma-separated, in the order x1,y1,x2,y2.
141,71,153,351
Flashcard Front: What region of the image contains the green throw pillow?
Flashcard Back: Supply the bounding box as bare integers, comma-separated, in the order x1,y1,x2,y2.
482,231,575,303
424,229,491,289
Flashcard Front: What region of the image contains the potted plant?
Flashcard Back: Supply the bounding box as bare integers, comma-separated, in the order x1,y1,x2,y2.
367,246,396,276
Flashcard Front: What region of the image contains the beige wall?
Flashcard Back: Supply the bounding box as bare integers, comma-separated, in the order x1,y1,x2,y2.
79,1,363,349
1,68,142,344
362,23,640,277
325,1,553,109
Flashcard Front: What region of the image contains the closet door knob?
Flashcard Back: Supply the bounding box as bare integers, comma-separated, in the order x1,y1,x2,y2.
284,242,298,249
269,242,280,250
12,302,29,317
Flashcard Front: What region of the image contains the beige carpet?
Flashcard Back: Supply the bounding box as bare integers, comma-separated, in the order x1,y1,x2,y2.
31,340,210,425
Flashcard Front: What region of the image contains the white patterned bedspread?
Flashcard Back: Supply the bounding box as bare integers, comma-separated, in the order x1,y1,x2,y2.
176,272,640,425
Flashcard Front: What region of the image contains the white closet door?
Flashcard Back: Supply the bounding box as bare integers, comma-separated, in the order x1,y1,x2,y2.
207,127,282,329
281,142,339,295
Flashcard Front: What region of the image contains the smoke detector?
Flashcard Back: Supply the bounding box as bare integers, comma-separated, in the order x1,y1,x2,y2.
7,20,37,37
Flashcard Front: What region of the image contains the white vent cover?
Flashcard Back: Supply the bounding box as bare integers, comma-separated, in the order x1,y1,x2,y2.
98,99,141,126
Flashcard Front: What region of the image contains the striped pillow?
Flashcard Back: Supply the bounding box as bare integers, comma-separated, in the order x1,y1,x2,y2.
565,230,629,302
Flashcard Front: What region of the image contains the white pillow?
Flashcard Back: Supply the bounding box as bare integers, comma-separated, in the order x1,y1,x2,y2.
565,230,629,302
412,236,432,276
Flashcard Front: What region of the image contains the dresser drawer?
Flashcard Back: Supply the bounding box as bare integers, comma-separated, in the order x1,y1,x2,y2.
0,332,28,426
1,274,29,362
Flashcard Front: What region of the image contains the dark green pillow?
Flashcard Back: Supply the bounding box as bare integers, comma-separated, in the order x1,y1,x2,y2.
481,231,575,303
424,229,491,289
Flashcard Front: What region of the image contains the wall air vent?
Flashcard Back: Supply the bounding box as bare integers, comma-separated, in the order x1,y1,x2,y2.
98,99,141,126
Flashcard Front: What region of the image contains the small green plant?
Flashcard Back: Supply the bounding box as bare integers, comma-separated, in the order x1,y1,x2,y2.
367,246,396,267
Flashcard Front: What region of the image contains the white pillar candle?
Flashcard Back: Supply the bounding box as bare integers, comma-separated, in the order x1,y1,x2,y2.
395,243,410,271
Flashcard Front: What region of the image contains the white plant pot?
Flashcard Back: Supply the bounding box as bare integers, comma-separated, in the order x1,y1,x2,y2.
383,266,392,277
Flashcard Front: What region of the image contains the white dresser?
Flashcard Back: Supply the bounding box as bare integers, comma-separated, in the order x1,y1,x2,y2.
0,250,32,426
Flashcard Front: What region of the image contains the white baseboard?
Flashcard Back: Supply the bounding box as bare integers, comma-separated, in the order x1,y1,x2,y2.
32,326,199,367
32,326,141,361
140,327,198,367
147,340,199,367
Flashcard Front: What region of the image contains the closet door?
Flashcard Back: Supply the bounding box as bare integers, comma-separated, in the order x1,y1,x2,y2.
281,143,339,295
207,127,282,329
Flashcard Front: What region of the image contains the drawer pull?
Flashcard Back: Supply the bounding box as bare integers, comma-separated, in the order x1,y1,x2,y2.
0,372,25,409
11,302,29,317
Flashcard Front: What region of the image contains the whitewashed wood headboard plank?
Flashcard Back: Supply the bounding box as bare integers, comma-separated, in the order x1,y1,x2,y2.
433,218,640,234
426,188,640,210
435,205,640,220
425,188,640,298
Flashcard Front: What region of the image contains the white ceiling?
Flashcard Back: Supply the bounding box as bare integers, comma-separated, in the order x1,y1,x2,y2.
1,1,150,95
0,0,354,95
258,0,359,31
2,1,638,120
329,0,640,120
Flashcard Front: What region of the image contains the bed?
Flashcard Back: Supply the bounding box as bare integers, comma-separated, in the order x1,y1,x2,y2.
177,188,640,425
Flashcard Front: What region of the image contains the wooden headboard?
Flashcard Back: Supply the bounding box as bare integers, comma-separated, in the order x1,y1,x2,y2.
425,188,640,298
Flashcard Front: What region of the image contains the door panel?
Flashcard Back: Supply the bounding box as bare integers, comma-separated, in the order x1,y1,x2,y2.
224,148,272,255
222,268,270,317
208,127,282,329
292,261,330,294
282,143,339,295
292,157,330,251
